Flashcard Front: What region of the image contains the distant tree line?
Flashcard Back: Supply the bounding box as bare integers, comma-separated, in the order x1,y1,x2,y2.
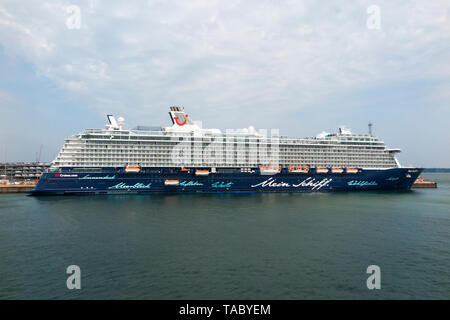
423,168,450,173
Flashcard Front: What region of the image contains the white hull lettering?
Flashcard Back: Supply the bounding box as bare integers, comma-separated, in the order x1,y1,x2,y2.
80,175,116,180
292,177,333,190
251,177,332,190
108,182,152,189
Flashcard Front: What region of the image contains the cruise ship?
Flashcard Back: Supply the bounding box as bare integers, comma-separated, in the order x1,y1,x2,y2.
30,106,422,195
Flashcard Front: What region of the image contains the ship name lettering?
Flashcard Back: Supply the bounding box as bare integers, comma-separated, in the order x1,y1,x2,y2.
251,177,331,190
251,178,290,188
292,177,332,190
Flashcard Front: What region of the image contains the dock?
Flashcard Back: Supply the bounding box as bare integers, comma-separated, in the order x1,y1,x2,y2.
412,177,437,188
0,184,36,193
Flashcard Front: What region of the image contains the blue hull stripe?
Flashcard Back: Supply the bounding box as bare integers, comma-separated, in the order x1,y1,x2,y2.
29,168,422,195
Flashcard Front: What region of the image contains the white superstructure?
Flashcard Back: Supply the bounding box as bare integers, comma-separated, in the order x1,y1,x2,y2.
52,107,400,169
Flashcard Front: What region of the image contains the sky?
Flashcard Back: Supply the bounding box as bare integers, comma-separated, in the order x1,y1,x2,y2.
0,0,449,167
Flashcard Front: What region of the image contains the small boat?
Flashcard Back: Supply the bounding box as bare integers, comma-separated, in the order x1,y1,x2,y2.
288,166,309,173
316,168,329,173
259,166,281,175
331,168,344,173
195,169,210,176
180,167,190,172
164,179,179,186
346,168,358,174
412,177,437,188
125,166,141,173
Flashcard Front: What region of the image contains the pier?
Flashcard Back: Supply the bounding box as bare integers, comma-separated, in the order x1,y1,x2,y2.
1,161,49,193
0,184,36,193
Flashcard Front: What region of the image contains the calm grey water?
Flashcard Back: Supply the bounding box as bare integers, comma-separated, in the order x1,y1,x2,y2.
0,173,449,299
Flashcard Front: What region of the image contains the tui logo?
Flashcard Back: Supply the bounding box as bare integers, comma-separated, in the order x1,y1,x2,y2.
174,114,188,126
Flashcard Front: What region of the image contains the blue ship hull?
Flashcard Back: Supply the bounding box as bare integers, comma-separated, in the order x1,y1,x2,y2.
29,167,422,195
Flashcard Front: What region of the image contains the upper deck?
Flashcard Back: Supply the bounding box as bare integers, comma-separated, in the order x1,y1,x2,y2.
52,107,400,169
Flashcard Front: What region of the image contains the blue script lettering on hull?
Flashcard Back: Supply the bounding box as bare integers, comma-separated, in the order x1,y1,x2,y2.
180,181,203,187
212,182,233,188
347,180,378,187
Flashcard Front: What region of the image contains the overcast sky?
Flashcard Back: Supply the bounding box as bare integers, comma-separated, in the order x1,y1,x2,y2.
0,0,449,167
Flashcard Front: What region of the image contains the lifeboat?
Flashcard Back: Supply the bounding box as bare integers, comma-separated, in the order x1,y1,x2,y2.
259,166,281,175
125,166,141,173
180,167,190,172
164,179,179,186
316,168,329,173
195,169,210,176
331,168,344,173
288,166,309,173
346,168,358,174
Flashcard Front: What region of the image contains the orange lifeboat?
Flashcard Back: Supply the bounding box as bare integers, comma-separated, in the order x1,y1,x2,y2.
288,166,309,173
316,168,329,173
164,179,179,186
331,168,344,173
346,168,358,174
180,167,190,172
259,166,281,175
195,169,210,176
125,166,141,173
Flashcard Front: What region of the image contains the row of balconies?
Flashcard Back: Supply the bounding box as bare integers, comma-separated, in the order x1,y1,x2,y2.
58,155,394,162
57,163,394,169
61,148,391,154
77,139,386,148
63,159,348,164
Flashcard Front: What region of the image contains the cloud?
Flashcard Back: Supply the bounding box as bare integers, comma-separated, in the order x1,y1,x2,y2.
0,0,449,165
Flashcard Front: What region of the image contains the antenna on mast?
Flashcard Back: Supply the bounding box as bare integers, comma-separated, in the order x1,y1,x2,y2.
368,122,373,136
3,146,6,180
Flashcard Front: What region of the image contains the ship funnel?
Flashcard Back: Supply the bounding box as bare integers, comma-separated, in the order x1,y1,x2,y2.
168,106,195,127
